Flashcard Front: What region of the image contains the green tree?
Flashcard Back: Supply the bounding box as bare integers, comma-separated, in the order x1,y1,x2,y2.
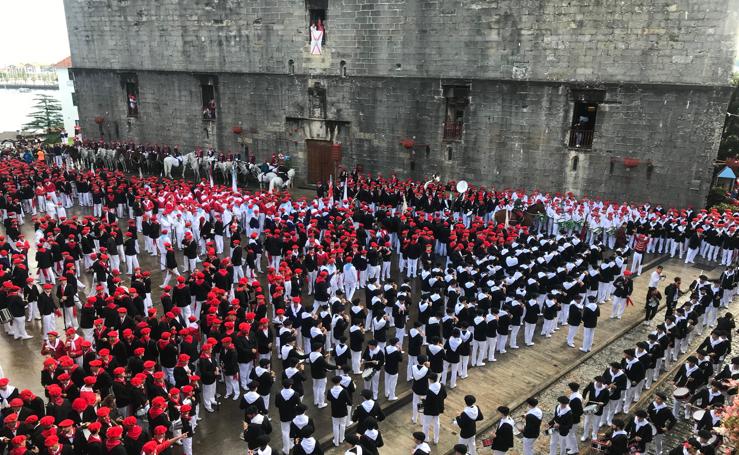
23,94,63,143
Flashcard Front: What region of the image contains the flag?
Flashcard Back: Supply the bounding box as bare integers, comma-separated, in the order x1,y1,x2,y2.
209,168,214,188
402,192,408,213
327,175,333,205
342,178,348,203
231,163,238,192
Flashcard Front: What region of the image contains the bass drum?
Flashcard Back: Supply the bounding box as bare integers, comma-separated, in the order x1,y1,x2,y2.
361,368,376,381
514,422,525,438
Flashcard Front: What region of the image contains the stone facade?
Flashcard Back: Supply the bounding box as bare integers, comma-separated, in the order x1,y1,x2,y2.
63,0,739,207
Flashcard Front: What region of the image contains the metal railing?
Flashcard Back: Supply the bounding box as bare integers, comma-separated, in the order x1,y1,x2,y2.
568,127,594,148
443,122,463,140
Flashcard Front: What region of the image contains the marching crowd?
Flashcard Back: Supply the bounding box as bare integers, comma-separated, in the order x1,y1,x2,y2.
0,142,736,455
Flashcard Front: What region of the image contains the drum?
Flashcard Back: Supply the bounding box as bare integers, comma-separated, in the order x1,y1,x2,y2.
583,404,599,414
591,439,608,453
692,409,705,423
0,308,11,324
361,368,375,380
514,422,524,439
673,387,690,401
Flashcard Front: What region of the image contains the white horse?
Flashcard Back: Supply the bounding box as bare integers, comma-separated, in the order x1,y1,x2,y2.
80,147,96,168
95,147,113,168
213,161,234,182
265,169,296,193
162,155,180,178
163,152,200,179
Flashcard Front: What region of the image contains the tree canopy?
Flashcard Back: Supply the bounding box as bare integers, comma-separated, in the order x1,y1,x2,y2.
22,94,63,143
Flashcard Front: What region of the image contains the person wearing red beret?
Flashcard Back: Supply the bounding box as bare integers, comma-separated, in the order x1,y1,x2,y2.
38,283,58,341
5,284,32,340
221,337,240,401
105,425,127,455
85,421,104,454
22,277,40,323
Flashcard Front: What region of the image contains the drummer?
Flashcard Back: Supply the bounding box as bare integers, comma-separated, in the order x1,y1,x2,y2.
695,429,718,455
520,397,541,455
672,355,703,420
581,376,610,442
715,356,739,394
548,396,572,455
625,410,653,453
695,407,721,434
689,380,725,410
361,339,384,400
646,392,676,455
601,418,628,455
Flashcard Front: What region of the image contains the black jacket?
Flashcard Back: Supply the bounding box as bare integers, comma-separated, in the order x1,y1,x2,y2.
455,405,483,439
491,419,515,452
422,382,446,416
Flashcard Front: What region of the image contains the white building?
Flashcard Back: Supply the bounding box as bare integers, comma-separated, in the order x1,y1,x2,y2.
53,57,79,142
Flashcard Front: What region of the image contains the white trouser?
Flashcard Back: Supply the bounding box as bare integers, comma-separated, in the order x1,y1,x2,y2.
549,433,566,455
685,247,699,263
12,317,30,339
384,372,398,399
406,258,418,277
63,307,77,329
332,416,346,446
486,337,497,361
239,363,253,391
280,421,293,453
182,437,192,455
351,350,361,374
164,367,175,385
202,383,216,410
422,414,440,444
566,424,579,453
472,340,487,365
581,327,595,351
42,314,55,339
653,433,664,455
313,378,327,406
567,325,579,346
225,375,239,398
611,297,626,318
583,413,604,439
630,252,643,274
125,255,139,273
363,374,380,400
524,322,536,345
27,301,40,321
442,361,459,388
459,436,477,455
412,393,424,423
509,325,520,348
497,334,508,353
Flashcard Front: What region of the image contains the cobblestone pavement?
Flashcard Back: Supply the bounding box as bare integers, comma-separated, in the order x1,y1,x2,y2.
474,265,737,455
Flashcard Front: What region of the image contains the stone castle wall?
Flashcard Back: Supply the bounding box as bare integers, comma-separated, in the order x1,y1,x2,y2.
64,0,739,207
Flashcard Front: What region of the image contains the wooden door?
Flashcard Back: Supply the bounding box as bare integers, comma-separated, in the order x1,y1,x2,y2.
306,139,333,184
